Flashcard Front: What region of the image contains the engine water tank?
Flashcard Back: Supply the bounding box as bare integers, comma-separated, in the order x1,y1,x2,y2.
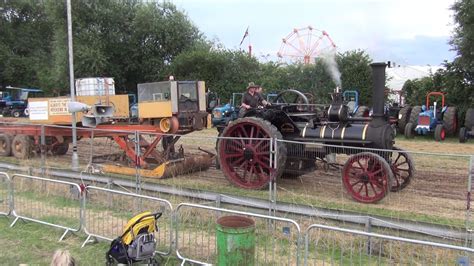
75,77,115,96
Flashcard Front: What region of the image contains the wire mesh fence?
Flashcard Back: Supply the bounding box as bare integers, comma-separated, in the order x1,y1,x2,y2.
304,223,474,265
276,139,472,234
175,203,301,265
82,186,174,255
9,173,82,239
0,121,473,260
0,172,10,215
1,170,474,265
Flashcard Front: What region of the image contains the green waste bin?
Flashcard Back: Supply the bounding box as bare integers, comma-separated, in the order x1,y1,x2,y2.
216,215,255,266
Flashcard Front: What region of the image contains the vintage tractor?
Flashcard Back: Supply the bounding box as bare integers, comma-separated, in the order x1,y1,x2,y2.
217,63,414,203
404,92,457,141
459,108,474,143
343,90,369,117
212,93,243,133
0,87,44,117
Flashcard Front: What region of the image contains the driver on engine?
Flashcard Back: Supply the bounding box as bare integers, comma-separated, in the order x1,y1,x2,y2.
240,82,269,117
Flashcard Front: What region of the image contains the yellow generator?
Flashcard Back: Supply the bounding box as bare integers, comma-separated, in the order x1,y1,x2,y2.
137,80,208,134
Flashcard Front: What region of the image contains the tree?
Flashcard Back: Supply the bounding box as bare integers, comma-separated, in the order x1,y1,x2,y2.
402,77,436,106
0,1,53,89
44,0,202,94
450,0,474,83
1,0,203,94
337,50,373,105
169,46,261,101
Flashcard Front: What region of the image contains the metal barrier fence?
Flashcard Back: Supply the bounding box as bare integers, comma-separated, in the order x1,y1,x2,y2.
304,223,474,265
81,186,174,255
175,202,301,265
2,171,474,264
9,173,83,241
276,139,473,238
0,172,10,216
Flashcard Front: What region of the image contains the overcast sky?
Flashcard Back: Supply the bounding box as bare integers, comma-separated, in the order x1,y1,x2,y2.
173,0,457,66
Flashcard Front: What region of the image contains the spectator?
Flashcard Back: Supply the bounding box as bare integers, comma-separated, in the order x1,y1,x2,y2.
51,249,75,266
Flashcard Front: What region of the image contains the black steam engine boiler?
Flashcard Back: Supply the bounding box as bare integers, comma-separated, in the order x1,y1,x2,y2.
217,63,414,203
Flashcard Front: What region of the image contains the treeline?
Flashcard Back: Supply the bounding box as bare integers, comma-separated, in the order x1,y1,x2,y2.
0,0,472,112
403,0,474,118
0,0,375,105
0,0,202,94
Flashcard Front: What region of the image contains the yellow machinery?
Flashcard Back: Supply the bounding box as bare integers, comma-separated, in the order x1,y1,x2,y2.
27,95,129,125
5,79,213,179
137,80,208,133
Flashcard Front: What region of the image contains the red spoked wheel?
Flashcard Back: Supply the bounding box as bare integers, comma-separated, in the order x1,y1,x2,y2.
218,117,286,189
342,152,393,203
389,147,415,192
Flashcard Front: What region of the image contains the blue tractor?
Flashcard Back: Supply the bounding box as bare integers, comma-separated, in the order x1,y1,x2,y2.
211,93,243,133
404,92,457,141
343,90,370,117
0,87,43,117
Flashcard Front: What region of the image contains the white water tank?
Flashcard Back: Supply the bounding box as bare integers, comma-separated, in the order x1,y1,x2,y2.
75,77,115,96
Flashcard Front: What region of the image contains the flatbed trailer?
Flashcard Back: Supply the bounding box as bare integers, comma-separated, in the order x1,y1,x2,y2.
0,122,213,178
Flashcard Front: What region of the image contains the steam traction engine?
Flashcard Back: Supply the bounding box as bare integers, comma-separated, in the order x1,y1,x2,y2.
217,63,414,203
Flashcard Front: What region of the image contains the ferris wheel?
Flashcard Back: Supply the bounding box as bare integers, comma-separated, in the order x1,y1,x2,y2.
277,26,337,64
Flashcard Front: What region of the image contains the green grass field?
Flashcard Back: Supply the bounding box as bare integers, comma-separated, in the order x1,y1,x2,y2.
0,217,180,265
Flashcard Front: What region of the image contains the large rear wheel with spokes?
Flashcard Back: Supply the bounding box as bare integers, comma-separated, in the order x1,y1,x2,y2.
218,117,286,189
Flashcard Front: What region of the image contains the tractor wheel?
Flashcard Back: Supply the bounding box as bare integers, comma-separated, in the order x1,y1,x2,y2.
51,142,69,156
389,147,415,192
404,122,414,139
434,124,446,141
0,134,12,156
11,135,33,159
342,152,393,203
443,106,458,135
465,108,474,130
12,110,21,118
459,127,467,143
397,106,411,134
218,117,286,189
408,106,422,125
355,106,370,117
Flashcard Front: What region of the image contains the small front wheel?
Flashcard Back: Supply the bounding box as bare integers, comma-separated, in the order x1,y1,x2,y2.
434,124,446,141
342,152,393,203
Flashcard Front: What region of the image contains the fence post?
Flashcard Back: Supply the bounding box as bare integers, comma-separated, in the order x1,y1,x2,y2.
466,155,474,247
40,125,46,176
268,138,277,217
366,216,372,255
134,130,143,211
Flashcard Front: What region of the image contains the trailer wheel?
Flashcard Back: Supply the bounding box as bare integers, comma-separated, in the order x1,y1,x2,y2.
459,127,467,143
51,142,69,156
0,134,12,156
397,106,411,134
389,147,414,192
342,152,393,203
434,124,446,141
465,108,474,130
12,135,33,159
12,110,21,118
443,106,457,135
218,117,286,189
404,122,414,139
408,106,422,125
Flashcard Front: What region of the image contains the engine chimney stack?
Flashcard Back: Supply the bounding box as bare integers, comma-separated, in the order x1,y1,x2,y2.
371,62,387,119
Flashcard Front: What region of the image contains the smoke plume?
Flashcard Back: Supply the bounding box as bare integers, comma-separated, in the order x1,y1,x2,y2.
320,50,341,89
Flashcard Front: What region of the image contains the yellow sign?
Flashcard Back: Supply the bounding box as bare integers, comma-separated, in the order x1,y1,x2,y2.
49,98,70,115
